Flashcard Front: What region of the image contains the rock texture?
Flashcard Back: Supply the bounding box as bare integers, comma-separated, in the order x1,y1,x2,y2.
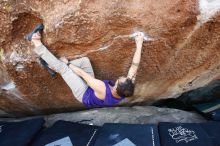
45,106,206,126
0,106,206,126
178,79,220,104
0,0,220,115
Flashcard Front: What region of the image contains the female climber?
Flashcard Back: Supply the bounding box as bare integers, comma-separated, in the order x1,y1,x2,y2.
27,24,144,108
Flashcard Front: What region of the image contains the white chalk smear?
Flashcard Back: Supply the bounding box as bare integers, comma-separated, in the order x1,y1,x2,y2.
74,31,153,58
1,82,16,91
16,64,25,72
9,51,32,64
130,31,154,41
199,0,220,23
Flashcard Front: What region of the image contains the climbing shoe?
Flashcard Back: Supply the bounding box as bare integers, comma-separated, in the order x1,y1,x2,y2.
26,23,44,41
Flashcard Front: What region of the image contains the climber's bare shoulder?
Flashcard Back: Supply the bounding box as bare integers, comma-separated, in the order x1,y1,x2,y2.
88,78,106,100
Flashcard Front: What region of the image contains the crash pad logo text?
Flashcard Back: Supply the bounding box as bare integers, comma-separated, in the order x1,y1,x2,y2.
168,126,198,143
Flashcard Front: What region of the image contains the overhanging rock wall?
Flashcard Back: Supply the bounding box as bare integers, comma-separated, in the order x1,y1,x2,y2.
0,0,220,116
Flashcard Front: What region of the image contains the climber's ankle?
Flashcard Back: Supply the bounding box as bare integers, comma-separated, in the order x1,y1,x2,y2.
32,40,43,47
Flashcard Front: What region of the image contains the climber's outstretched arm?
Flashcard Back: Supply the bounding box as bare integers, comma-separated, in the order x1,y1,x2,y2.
127,32,144,83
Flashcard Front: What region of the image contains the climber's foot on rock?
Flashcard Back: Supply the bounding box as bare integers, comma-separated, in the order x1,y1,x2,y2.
31,32,43,47
31,32,41,40
26,23,44,41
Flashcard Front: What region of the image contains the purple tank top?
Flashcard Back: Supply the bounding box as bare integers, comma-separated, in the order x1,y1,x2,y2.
82,80,124,107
